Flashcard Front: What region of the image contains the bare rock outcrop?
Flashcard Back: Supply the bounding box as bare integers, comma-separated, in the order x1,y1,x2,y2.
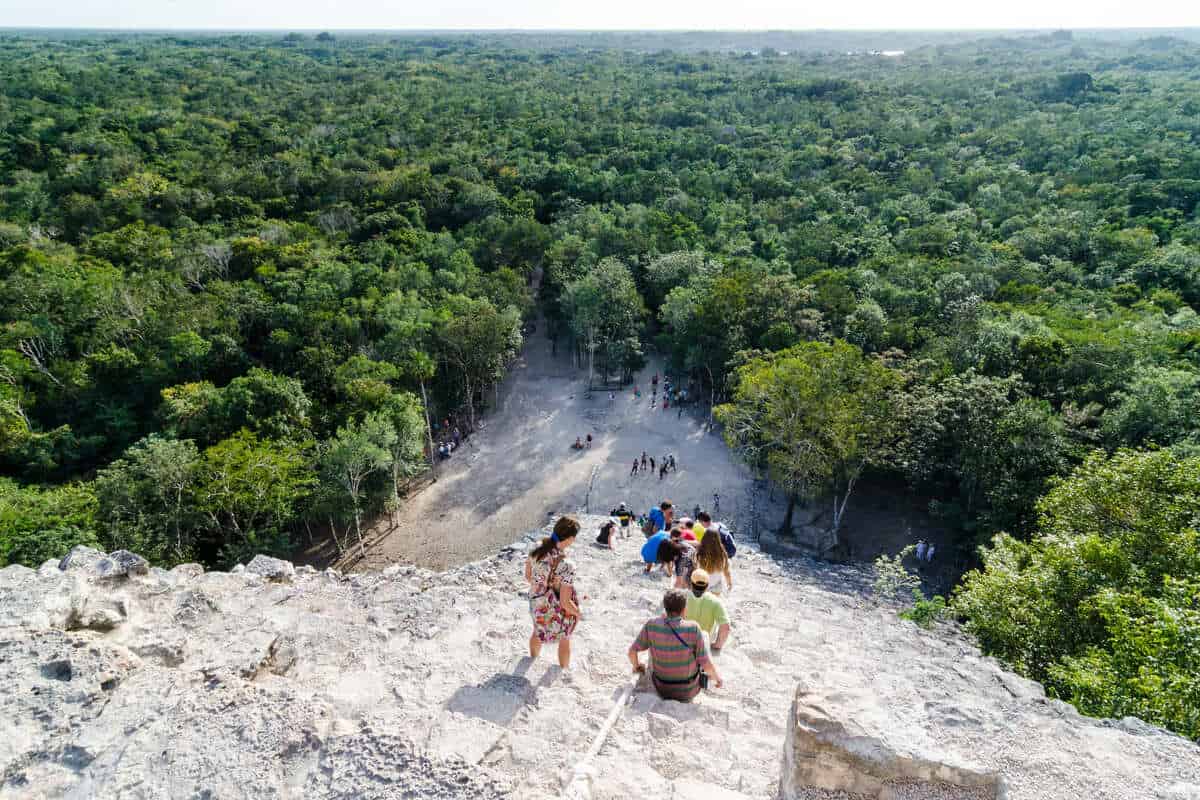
245,554,296,583
96,550,149,580
57,545,106,572
1,515,1197,800
783,683,1000,799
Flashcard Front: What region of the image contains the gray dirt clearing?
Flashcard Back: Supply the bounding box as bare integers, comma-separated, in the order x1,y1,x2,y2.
354,326,783,571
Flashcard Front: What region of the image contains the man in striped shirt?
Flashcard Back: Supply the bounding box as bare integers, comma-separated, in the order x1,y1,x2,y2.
628,589,724,701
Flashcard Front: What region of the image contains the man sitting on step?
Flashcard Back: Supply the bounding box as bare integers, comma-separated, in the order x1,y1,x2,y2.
628,589,723,702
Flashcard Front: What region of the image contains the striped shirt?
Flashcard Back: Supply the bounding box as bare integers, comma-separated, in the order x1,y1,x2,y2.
632,615,710,701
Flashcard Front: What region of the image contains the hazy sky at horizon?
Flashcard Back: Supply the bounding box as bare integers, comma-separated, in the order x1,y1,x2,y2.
3,0,1197,32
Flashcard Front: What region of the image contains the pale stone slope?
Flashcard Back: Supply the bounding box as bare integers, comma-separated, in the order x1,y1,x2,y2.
1,517,1197,800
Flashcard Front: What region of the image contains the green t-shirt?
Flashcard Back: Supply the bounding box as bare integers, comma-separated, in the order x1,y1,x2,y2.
685,591,729,636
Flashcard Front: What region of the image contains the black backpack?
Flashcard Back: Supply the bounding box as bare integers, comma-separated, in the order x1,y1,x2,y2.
717,526,737,558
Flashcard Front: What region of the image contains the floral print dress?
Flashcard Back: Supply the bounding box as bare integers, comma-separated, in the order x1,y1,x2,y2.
529,552,579,643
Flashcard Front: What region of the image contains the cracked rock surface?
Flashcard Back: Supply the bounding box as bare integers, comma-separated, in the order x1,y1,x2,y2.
2,524,1198,799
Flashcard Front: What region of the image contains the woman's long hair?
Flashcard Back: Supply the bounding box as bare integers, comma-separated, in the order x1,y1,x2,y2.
530,515,580,561
695,528,728,574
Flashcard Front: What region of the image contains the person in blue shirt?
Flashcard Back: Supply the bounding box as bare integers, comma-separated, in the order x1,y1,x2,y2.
641,530,670,573
647,500,673,535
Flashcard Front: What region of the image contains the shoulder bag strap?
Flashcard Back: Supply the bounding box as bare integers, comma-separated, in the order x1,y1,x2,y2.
665,619,693,651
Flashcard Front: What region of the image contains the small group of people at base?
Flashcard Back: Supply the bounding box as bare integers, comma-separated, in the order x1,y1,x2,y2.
524,506,735,703
914,539,937,564
432,417,466,460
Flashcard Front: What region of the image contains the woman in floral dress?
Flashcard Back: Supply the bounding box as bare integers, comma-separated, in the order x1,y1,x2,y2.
524,515,582,667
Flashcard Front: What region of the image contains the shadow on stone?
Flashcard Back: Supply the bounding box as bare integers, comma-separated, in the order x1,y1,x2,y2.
40,659,73,681
447,671,537,726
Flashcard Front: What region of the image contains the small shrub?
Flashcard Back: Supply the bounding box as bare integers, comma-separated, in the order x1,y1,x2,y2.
874,545,948,628
901,592,948,628
871,544,920,601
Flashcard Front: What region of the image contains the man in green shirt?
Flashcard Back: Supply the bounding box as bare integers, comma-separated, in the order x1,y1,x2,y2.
685,569,731,654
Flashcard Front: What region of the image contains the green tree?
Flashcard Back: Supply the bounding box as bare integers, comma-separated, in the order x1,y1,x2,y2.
94,435,201,564
377,393,427,515
845,299,888,353
1100,366,1200,449
717,340,903,546
320,414,396,556
0,479,99,567
905,371,1067,537
561,258,645,386
642,250,715,310
160,369,311,445
433,296,522,427
376,290,438,470
955,449,1200,738
194,431,313,566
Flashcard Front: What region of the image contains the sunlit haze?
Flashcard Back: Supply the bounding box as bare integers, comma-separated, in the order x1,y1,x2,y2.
3,0,1197,31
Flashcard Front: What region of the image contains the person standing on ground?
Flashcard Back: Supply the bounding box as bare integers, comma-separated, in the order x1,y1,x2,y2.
694,526,732,595
629,589,723,702
631,459,639,476
641,452,648,470
926,543,936,563
649,456,656,474
685,569,731,653
712,492,720,513
586,433,592,448
916,540,927,562
524,516,582,668
611,502,634,535
693,511,712,542
659,462,668,480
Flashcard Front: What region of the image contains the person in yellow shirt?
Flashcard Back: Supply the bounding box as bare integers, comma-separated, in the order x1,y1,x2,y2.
684,569,731,654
